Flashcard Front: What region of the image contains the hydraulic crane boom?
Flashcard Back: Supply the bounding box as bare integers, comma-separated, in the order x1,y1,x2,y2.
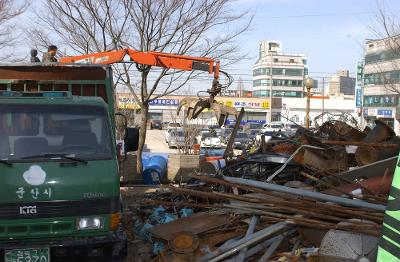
59,48,237,126
59,48,220,79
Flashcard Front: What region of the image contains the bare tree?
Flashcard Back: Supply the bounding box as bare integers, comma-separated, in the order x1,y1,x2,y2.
28,0,251,174
368,1,400,94
0,0,29,60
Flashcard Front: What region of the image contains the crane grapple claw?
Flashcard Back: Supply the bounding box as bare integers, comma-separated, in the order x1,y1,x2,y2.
177,97,238,126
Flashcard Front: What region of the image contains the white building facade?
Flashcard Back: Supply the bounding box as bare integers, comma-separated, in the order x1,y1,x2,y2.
252,40,307,122
253,41,307,98
362,37,400,134
281,96,356,126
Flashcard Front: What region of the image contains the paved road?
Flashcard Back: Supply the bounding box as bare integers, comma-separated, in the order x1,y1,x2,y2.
143,129,176,154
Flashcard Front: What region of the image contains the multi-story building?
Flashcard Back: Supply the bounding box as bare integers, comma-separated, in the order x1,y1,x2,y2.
328,70,356,96
362,36,400,133
252,40,307,121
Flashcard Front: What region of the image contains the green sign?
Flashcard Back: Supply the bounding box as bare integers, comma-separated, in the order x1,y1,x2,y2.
357,61,364,82
5,248,49,262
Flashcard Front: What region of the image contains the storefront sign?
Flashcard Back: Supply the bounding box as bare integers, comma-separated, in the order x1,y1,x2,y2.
117,97,140,109
225,119,266,125
377,109,393,117
225,100,269,109
363,108,393,118
117,97,179,109
363,108,377,117
355,87,362,108
149,99,179,106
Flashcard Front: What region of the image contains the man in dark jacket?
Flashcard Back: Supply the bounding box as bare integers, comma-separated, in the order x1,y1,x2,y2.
42,45,58,62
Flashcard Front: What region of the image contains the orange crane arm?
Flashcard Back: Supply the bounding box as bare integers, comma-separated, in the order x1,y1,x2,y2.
59,48,220,79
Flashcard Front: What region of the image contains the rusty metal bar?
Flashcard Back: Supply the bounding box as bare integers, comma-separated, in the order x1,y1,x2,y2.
190,174,384,222
258,235,284,262
235,216,259,262
321,140,399,148
223,176,386,211
224,107,245,159
195,222,289,262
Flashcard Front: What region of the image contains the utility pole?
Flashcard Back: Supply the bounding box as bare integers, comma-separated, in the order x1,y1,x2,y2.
322,77,325,122
305,77,314,128
356,61,365,128
269,52,273,123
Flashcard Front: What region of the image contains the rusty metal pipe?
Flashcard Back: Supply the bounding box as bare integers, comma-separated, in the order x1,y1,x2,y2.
235,215,259,262
223,176,386,211
356,136,400,165
195,222,289,262
258,235,284,262
321,140,399,148
363,119,395,143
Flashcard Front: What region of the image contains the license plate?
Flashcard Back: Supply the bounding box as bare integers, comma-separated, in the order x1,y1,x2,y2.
5,248,50,262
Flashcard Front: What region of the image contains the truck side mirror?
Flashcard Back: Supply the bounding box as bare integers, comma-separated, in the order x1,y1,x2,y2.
125,127,139,152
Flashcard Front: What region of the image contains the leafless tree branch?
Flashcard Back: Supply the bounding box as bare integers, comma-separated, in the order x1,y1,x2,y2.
0,0,29,60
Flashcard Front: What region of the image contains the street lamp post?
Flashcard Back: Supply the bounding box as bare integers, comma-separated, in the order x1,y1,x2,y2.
305,77,314,129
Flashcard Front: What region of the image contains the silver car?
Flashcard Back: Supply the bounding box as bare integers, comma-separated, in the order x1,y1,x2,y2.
233,132,252,149
167,129,185,148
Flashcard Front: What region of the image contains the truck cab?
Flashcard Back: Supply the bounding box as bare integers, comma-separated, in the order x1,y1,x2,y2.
0,64,136,261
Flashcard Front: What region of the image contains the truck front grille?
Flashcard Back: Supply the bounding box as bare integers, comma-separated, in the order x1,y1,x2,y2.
0,221,73,238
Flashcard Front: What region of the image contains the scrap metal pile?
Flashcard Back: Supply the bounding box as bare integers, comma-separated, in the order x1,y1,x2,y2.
127,116,398,261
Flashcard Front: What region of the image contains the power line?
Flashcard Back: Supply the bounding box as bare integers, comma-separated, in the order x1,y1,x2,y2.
255,10,392,20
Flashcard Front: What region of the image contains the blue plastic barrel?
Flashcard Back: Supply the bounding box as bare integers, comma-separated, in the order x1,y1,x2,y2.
142,155,168,185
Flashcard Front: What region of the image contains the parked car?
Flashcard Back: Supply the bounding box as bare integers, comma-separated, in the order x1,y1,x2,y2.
165,122,182,140
283,123,299,136
150,119,162,130
243,122,263,131
247,129,260,141
255,130,288,144
199,132,222,148
262,122,285,132
166,122,181,129
166,128,186,148
208,125,221,130
233,132,252,149
219,128,233,144
165,127,180,142
225,124,244,130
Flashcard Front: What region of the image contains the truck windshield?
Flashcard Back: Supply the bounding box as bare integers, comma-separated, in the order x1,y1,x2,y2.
0,104,113,161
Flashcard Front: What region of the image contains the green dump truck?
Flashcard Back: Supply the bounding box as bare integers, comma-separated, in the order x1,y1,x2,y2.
0,64,138,261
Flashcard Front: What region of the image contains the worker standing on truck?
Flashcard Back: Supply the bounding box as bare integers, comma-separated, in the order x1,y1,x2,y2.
42,45,58,62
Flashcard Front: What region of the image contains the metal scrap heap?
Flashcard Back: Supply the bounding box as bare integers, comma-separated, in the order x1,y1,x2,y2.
126,116,398,261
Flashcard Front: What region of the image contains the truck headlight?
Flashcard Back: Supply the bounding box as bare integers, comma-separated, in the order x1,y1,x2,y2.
76,217,104,230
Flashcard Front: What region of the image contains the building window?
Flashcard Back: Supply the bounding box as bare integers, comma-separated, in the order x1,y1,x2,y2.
272,68,284,75
289,59,295,63
253,67,303,77
364,70,400,86
274,58,279,62
291,115,299,123
253,68,271,76
285,69,303,76
365,50,400,64
254,79,303,87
